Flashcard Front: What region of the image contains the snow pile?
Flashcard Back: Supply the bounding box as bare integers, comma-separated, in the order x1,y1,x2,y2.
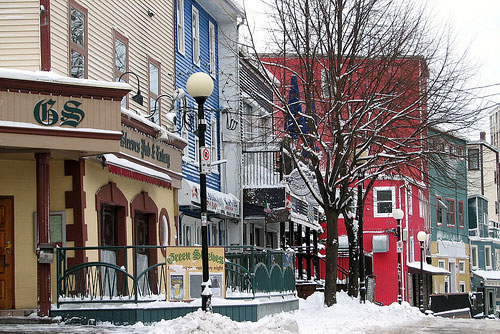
136,291,425,334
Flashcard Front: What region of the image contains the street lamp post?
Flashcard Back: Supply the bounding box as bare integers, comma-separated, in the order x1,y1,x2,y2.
392,208,404,305
417,230,427,313
186,72,214,312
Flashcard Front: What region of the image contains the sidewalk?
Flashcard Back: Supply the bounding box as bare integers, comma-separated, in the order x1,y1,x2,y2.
0,310,60,325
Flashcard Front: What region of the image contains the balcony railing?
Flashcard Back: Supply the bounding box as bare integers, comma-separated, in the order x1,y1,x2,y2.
243,143,282,187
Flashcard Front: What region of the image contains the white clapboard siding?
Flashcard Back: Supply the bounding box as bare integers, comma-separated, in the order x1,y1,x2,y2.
0,0,40,70
50,1,175,126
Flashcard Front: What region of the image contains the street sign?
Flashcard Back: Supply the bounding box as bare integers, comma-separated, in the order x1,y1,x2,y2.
397,240,403,253
200,146,211,174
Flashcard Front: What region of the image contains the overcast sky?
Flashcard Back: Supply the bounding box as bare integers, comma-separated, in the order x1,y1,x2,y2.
429,0,500,104
241,0,500,138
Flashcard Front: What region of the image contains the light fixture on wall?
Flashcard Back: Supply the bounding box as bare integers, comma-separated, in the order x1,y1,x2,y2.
118,71,144,105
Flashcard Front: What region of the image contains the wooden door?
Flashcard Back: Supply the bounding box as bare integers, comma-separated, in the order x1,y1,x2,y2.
0,198,13,309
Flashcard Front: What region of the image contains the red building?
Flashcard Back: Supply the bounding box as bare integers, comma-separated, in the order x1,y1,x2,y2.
262,55,430,306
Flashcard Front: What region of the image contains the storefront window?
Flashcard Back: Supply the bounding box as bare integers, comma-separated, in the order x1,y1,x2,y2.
101,206,118,246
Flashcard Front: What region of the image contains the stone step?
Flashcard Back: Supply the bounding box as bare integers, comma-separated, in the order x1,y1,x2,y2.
0,309,34,317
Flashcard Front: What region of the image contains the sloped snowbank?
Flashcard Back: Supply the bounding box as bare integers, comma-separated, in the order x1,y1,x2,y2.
132,291,426,334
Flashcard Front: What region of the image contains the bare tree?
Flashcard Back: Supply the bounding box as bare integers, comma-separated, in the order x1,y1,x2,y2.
241,0,480,306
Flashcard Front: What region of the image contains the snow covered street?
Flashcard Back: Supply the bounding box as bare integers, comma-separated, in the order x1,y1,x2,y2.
1,292,499,333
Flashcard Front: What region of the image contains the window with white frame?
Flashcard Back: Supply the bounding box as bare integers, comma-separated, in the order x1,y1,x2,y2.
148,58,160,125
444,278,449,293
176,0,185,55
192,6,200,66
373,187,395,217
438,260,445,269
209,21,216,77
485,245,492,269
419,189,425,218
471,245,478,269
459,260,465,273
496,249,500,270
407,186,413,215
459,281,466,293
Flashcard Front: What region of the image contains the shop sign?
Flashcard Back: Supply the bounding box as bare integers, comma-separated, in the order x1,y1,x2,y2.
165,246,225,301
33,99,85,127
188,182,239,217
120,130,171,168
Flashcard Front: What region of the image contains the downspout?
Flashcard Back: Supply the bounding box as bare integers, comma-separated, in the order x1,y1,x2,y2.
237,19,244,245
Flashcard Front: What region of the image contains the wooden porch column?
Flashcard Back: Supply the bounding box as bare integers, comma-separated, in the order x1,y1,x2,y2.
36,153,51,316
297,224,303,279
306,226,311,280
313,230,319,279
280,221,285,249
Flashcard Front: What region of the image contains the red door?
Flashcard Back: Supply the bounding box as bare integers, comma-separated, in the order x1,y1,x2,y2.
0,198,14,309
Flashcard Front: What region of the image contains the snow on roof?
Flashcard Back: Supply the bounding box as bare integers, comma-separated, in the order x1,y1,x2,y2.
407,261,450,275
0,68,131,91
473,270,500,280
0,120,122,135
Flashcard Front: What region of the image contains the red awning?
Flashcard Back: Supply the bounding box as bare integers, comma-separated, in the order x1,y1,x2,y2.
104,154,172,189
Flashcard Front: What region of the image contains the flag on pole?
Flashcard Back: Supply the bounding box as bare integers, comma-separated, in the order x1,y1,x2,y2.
264,199,272,214
285,194,292,211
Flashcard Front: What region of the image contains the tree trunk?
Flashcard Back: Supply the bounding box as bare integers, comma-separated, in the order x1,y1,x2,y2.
345,217,359,297
324,206,339,306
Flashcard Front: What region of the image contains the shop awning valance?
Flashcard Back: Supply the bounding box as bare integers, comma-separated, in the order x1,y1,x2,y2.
104,154,172,189
179,179,239,218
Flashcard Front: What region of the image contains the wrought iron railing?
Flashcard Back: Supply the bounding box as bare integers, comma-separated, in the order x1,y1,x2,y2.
224,246,296,298
56,246,168,307
56,245,296,307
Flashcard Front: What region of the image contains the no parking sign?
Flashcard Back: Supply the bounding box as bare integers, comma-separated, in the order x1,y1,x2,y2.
200,146,211,174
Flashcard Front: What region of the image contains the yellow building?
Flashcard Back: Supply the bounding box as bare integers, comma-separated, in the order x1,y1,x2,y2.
0,0,182,315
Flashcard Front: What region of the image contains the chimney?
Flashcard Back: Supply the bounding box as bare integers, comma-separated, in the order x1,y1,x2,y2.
480,132,486,141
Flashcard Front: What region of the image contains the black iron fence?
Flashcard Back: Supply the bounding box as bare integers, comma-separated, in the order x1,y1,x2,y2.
56,245,296,307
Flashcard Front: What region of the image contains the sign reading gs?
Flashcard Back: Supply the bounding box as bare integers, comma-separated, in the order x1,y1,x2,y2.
34,99,85,127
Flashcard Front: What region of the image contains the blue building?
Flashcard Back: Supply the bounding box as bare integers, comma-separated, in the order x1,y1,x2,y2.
175,0,242,247
427,128,469,298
